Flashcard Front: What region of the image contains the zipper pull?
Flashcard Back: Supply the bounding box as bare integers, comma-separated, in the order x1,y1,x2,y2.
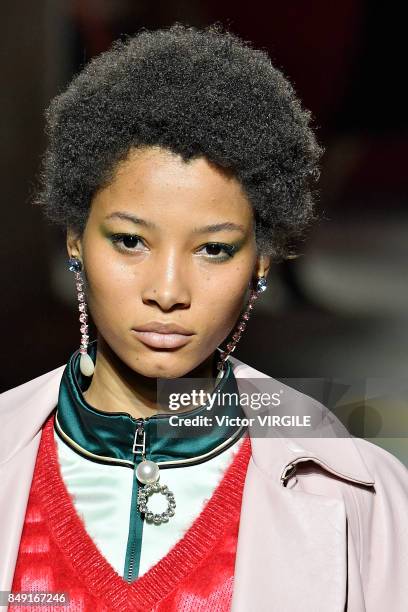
132,421,146,457
281,462,297,487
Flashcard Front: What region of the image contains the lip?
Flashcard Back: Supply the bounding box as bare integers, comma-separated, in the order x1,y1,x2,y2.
131,330,193,349
133,321,194,335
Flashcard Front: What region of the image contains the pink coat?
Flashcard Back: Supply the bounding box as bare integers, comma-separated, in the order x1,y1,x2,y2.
1,355,407,611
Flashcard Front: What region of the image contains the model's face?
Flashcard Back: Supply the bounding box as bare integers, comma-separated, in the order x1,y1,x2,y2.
68,146,269,378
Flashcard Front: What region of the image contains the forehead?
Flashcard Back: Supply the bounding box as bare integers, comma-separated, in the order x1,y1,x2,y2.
91,146,254,225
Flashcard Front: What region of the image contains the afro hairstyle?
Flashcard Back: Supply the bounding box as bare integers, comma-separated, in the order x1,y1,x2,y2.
35,22,323,262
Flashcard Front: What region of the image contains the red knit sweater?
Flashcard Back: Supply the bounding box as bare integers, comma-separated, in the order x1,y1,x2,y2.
11,413,251,611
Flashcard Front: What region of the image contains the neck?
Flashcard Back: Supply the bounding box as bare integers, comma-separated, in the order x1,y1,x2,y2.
82,335,219,420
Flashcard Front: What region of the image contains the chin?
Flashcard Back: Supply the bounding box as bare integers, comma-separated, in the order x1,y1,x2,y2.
133,353,192,379
139,366,187,380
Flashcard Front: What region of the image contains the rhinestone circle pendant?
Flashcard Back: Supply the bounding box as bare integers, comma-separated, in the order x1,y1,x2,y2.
135,458,176,525
137,483,176,525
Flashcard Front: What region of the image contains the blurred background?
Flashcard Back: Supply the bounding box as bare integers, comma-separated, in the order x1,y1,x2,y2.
1,1,407,462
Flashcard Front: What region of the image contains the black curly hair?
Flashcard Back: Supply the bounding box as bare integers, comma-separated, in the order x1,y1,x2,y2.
35,22,323,262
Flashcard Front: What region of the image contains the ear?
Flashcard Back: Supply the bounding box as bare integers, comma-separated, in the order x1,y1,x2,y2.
66,226,83,262
254,253,271,279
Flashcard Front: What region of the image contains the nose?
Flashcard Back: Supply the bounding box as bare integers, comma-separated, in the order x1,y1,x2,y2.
141,249,191,312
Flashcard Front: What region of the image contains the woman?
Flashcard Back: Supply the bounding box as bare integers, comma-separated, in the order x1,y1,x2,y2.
1,23,407,612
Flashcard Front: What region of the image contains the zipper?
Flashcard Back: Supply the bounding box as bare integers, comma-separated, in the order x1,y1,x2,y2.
125,418,149,583
124,386,249,580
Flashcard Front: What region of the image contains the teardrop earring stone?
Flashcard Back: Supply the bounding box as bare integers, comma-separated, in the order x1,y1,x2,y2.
80,352,95,376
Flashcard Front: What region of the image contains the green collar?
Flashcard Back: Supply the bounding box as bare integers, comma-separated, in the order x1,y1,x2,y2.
55,340,246,469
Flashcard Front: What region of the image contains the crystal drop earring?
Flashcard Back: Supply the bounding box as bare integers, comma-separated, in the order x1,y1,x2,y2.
68,256,95,376
217,275,268,372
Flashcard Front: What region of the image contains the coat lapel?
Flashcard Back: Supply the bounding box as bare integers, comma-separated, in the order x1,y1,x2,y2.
0,435,42,593
0,365,65,594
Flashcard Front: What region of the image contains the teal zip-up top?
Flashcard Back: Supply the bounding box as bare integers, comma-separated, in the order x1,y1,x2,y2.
53,340,247,581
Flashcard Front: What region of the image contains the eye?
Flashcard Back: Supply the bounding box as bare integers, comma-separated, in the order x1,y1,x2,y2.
197,243,236,261
109,234,237,261
109,233,145,252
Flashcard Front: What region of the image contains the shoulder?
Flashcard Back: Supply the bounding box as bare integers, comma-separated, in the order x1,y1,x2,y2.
0,364,66,410
0,363,66,464
229,355,271,379
348,438,407,542
352,436,408,492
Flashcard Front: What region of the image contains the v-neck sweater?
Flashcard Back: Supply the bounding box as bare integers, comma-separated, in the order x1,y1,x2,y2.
11,412,252,611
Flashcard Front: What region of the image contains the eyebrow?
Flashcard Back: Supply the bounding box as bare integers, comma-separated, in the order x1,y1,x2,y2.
104,212,246,234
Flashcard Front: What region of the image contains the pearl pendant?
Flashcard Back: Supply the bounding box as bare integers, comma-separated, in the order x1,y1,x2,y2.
80,352,95,376
136,459,160,484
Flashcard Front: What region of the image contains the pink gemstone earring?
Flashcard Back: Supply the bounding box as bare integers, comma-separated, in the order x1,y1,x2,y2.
217,275,267,372
68,256,95,376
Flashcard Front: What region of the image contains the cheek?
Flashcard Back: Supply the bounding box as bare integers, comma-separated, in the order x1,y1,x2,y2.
84,257,137,322
196,275,250,340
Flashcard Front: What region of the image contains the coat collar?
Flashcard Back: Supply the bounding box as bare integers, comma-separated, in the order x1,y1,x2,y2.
0,353,375,486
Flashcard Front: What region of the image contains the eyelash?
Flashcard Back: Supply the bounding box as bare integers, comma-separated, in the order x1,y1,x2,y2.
109,233,237,261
